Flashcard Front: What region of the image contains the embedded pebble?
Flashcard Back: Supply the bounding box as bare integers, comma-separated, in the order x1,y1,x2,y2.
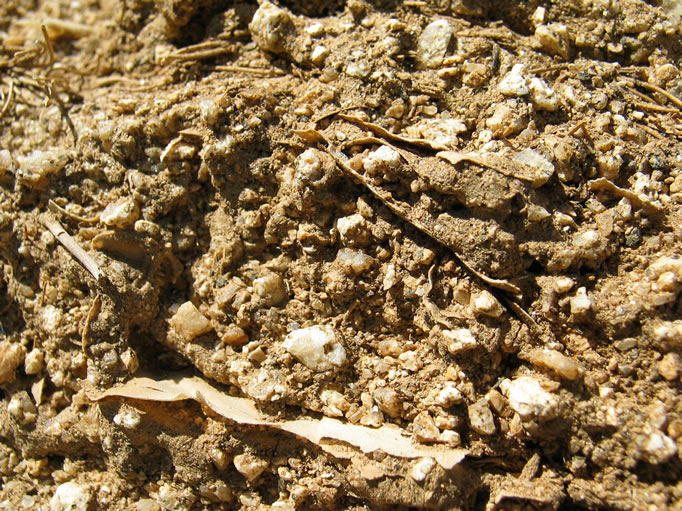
337,214,371,247
0,342,26,384
113,408,142,429
296,148,322,181
169,301,213,342
282,325,346,372
413,411,440,443
658,353,680,381
0,149,12,175
486,103,527,137
415,118,467,148
16,149,69,188
346,51,371,78
417,19,453,69
222,325,249,346
8,392,37,425
525,348,584,380
526,204,551,222
100,197,140,229
652,320,682,348
641,431,678,464
570,287,591,315
373,387,403,418
468,398,496,435
500,376,559,422
253,272,287,307
310,45,329,66
24,349,44,375
534,24,570,59
528,77,559,111
336,248,374,275
443,328,479,354
498,64,529,96
362,145,401,175
50,482,93,511
233,453,268,482
597,153,623,180
436,383,464,407
471,291,504,318
248,1,294,53
409,457,436,482
513,148,555,188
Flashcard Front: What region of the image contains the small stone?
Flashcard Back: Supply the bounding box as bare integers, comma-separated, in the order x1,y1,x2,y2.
296,148,322,181
113,408,142,429
24,349,44,375
169,301,213,342
443,328,479,354
570,287,591,315
50,482,93,511
373,387,403,418
597,153,623,180
310,45,329,66
100,197,140,229
253,272,287,307
436,383,463,407
8,391,37,425
534,23,570,59
528,77,559,111
440,430,462,446
513,148,555,188
413,411,440,443
337,214,371,247
468,399,496,435
500,376,559,422
222,325,249,346
0,149,12,175
417,19,453,69
526,204,551,222
415,118,467,148
248,1,294,53
233,453,268,482
525,348,584,380
658,353,680,381
336,248,374,275
282,325,346,372
641,431,678,464
652,321,682,348
486,103,528,138
554,276,575,293
345,50,371,78
409,457,436,482
471,291,504,318
134,499,162,511
0,342,26,384
362,145,401,175
498,64,529,96
17,149,69,189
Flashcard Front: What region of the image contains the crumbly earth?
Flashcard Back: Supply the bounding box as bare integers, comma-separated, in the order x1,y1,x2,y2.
1,0,682,509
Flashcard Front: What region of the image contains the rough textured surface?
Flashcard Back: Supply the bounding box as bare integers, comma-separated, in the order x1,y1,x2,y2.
1,0,682,509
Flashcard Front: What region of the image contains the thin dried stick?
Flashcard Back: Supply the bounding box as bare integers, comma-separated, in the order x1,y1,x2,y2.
48,199,100,224
630,79,682,110
41,215,101,280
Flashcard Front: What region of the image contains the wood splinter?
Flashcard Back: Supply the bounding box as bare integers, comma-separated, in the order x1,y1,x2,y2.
41,215,101,281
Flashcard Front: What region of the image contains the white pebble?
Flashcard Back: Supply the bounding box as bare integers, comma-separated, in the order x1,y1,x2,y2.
199,99,219,126
233,454,269,482
253,272,287,306
570,287,591,315
248,1,293,53
169,301,213,342
486,103,527,137
436,383,464,406
296,148,322,182
525,348,584,380
0,149,12,175
362,145,401,175
513,148,555,188
310,45,329,66
100,198,140,229
641,431,678,464
528,77,559,111
409,457,436,482
443,328,478,354
652,321,682,348
468,398,496,435
336,248,374,275
24,349,44,375
50,482,93,511
346,50,371,78
415,118,467,148
596,153,623,180
648,256,682,281
113,408,142,429
534,23,570,59
8,392,37,425
17,149,69,188
282,325,346,372
498,64,529,96
417,19,453,69
500,376,558,422
336,214,370,247
471,290,504,318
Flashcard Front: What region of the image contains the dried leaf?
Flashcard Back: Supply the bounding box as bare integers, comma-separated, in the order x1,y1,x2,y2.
89,375,468,470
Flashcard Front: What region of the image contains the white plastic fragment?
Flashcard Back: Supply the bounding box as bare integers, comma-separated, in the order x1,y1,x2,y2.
50,482,93,511
169,301,213,342
498,64,529,96
100,197,140,229
282,325,346,372
500,376,559,422
417,20,453,69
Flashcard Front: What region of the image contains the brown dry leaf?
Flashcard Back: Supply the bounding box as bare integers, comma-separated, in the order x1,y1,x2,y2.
89,375,468,470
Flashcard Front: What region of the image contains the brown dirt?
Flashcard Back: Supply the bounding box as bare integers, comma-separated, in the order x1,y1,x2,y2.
1,0,681,509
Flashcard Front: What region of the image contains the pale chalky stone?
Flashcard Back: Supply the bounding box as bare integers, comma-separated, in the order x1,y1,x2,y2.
282,325,346,372
417,20,453,69
50,482,92,511
170,301,213,342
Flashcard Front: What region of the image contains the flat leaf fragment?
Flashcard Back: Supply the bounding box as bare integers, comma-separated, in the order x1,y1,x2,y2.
89,375,468,470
